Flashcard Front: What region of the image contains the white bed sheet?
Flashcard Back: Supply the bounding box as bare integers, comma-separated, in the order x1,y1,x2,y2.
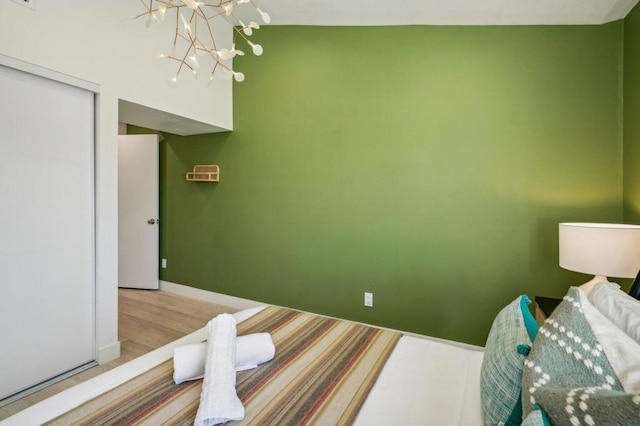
355,335,484,425
2,306,485,426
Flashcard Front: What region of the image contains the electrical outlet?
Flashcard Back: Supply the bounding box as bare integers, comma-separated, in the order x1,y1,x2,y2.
162,258,167,269
12,0,36,10
364,292,373,307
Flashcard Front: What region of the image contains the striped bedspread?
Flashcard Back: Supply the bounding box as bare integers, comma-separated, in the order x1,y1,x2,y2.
48,306,401,425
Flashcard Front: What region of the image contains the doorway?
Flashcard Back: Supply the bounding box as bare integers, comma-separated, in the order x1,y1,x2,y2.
118,134,160,290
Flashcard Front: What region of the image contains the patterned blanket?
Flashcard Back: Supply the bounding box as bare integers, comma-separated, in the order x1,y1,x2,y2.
521,287,640,425
47,306,401,425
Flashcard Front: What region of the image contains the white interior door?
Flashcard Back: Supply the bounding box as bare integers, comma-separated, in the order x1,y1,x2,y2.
118,134,159,289
0,64,95,401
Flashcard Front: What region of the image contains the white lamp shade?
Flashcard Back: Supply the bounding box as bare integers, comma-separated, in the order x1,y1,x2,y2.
559,223,640,278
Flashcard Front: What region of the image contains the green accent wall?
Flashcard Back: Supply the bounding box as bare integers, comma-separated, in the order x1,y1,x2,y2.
132,23,624,345
625,7,640,225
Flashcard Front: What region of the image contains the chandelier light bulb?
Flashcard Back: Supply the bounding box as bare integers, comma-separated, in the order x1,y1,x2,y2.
217,48,232,60
240,21,253,36
248,41,263,56
157,5,166,22
233,72,245,82
145,15,153,28
224,3,234,16
167,75,178,88
231,44,245,56
188,54,199,69
180,14,192,35
256,8,271,24
182,0,201,10
237,0,250,4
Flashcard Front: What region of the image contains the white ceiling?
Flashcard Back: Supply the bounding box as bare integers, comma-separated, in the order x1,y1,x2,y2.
245,0,639,26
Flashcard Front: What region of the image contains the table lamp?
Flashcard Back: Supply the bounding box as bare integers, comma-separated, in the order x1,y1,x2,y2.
559,223,640,299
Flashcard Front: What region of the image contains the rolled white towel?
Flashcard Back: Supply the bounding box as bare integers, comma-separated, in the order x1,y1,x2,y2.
173,332,275,384
194,313,244,426
236,333,276,371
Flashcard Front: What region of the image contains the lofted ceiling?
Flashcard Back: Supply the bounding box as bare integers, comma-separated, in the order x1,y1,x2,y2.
241,0,639,26
123,0,640,135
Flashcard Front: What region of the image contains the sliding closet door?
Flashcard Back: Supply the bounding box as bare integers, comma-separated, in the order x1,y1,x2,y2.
0,64,95,401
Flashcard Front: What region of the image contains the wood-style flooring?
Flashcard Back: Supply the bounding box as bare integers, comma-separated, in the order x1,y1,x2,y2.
0,288,236,420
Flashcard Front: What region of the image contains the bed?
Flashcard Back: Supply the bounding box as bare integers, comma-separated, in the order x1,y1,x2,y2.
2,282,639,426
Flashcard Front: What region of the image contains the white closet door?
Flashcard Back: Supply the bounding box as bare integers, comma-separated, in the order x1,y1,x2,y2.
0,65,95,400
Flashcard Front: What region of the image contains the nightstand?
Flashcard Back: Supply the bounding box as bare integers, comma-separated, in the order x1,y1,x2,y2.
534,296,562,325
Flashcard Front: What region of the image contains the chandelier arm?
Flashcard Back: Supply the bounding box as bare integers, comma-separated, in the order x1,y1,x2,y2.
230,22,251,44
173,9,180,46
218,12,246,40
210,60,224,80
187,9,201,56
132,11,152,19
249,1,268,19
193,5,209,20
180,12,200,73
202,9,226,20
165,56,194,71
132,0,153,20
193,3,217,51
176,32,197,53
200,2,226,7
134,0,178,18
163,1,182,12
193,9,198,38
200,14,218,51
136,0,265,84
212,57,232,72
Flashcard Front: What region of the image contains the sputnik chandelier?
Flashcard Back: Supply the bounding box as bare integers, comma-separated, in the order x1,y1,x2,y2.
135,0,270,86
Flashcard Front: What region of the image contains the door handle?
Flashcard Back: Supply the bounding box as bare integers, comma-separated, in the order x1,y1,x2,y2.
147,219,156,225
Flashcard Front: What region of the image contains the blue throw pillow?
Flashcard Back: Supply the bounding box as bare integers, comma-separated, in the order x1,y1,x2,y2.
481,295,539,426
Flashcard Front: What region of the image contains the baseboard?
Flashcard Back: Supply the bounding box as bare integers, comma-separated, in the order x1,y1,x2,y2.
97,341,121,365
160,281,265,310
158,282,483,351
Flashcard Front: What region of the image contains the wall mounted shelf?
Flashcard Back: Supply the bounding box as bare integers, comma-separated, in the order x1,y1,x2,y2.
186,164,219,182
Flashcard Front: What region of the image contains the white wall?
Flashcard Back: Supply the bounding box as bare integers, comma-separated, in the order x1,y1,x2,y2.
0,2,233,131
0,1,233,363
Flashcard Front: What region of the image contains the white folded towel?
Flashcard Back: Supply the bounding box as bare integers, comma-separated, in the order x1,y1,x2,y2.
173,332,275,384
236,333,276,371
194,313,244,426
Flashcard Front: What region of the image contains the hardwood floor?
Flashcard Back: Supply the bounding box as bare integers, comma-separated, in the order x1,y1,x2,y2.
0,288,236,420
